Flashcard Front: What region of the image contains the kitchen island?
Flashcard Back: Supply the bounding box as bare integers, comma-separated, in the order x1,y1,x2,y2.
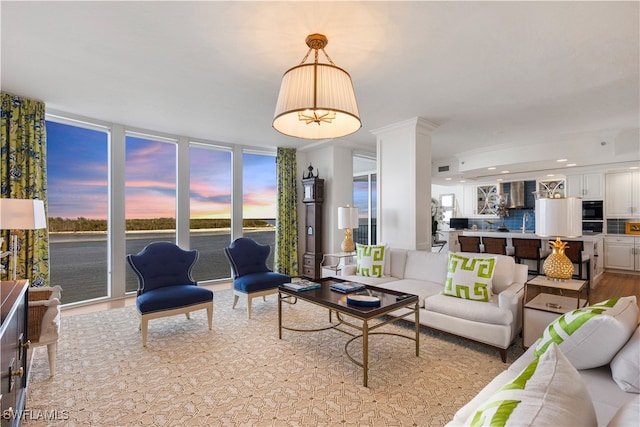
461,230,604,287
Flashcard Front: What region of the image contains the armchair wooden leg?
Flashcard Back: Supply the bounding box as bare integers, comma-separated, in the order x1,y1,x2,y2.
232,294,240,309
247,295,252,320
207,304,213,330
185,312,191,320
141,317,149,347
47,342,57,376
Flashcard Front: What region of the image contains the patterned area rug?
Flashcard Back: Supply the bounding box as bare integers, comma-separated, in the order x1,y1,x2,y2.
26,290,524,426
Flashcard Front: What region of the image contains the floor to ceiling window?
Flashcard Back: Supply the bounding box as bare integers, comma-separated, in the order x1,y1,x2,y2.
46,119,109,304
124,133,177,292
46,113,280,306
242,152,277,269
189,144,232,282
353,154,377,246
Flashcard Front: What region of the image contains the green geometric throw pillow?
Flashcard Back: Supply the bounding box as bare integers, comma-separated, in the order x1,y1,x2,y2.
443,253,495,302
465,344,597,426
533,296,639,369
356,243,386,278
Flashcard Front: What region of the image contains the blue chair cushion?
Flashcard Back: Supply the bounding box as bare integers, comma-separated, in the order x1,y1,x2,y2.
233,272,291,293
137,284,213,314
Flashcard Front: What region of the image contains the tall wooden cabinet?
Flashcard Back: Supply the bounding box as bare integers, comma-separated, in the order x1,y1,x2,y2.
1,279,29,427
302,177,324,279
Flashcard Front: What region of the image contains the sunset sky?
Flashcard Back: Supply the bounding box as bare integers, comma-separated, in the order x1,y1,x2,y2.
47,121,277,220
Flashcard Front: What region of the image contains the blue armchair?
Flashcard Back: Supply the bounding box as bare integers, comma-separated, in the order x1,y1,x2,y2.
127,242,214,346
224,237,291,319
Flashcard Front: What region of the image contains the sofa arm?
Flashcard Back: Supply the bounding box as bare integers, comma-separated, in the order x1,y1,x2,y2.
498,282,525,335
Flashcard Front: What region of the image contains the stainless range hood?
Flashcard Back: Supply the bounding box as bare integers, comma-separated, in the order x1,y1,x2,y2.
498,181,526,208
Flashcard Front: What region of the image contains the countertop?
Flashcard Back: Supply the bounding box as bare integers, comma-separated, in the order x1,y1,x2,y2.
460,230,604,242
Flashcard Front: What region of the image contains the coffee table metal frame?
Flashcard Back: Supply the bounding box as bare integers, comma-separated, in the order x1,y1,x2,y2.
278,277,419,387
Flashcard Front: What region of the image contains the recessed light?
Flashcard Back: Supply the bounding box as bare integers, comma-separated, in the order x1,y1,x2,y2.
547,174,555,177
445,177,452,181
488,167,497,170
566,163,577,167
630,166,639,170
557,159,568,163
501,170,510,174
460,180,467,183
496,178,503,182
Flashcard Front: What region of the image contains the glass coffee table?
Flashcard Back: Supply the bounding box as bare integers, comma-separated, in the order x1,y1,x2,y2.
278,277,419,387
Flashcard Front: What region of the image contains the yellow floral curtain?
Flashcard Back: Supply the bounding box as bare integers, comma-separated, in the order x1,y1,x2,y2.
1,92,49,287
275,147,298,276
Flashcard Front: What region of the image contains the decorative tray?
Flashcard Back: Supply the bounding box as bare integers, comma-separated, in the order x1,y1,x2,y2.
346,294,381,307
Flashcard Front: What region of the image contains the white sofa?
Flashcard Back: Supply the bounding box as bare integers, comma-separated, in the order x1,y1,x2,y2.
339,249,528,362
446,299,640,427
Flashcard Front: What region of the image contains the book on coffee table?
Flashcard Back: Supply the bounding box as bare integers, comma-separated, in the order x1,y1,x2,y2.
282,280,321,292
330,281,366,293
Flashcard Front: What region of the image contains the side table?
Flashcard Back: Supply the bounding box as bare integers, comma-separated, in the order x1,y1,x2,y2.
320,252,356,277
522,276,589,349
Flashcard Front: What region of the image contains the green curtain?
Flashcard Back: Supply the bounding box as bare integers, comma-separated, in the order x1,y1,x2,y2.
275,147,299,276
1,92,49,287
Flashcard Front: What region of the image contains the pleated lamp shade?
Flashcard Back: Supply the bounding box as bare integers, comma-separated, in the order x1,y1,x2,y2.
535,197,582,238
338,206,359,230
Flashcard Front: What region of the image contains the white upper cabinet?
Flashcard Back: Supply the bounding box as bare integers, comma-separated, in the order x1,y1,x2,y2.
605,171,640,218
566,173,603,199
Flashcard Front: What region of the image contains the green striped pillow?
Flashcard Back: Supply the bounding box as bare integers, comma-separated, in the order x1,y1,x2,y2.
466,344,596,426
534,296,638,369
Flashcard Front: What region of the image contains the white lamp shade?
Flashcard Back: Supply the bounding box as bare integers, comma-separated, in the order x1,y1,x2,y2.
338,206,359,230
0,199,47,230
273,63,361,139
535,197,582,238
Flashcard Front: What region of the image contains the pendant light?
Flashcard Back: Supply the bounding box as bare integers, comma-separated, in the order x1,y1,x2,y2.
273,34,361,140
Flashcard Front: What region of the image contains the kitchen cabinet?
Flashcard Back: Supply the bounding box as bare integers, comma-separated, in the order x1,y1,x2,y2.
606,171,640,218
566,173,603,199
536,179,565,198
604,235,639,271
461,184,500,216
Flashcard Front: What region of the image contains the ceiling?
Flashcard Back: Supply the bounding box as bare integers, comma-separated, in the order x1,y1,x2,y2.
2,1,639,183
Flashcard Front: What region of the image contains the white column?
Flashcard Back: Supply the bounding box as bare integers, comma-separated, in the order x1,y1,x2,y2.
372,118,437,250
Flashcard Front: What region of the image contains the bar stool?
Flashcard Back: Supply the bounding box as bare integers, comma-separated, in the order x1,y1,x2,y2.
458,236,481,253
512,238,548,275
564,240,591,282
482,236,508,255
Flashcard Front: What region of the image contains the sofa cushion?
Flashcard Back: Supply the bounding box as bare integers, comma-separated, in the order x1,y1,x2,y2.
425,293,513,326
607,395,640,427
403,251,448,283
455,252,517,294
443,253,496,302
356,243,386,278
464,344,597,426
610,324,640,393
376,279,442,308
534,296,639,369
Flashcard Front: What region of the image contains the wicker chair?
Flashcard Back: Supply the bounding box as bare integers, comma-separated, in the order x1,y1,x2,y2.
564,240,591,282
512,238,548,275
458,236,481,253
482,236,508,255
28,286,62,376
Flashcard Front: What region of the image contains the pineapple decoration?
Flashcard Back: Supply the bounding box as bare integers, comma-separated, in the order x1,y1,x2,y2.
543,238,575,280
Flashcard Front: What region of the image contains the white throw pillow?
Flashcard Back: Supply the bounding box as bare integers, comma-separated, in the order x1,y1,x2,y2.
465,344,597,426
534,296,639,369
607,395,640,427
355,243,386,278
611,324,640,393
443,253,495,302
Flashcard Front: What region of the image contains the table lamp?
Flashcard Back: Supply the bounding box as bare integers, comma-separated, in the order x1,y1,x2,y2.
535,197,582,280
338,205,359,252
0,198,47,280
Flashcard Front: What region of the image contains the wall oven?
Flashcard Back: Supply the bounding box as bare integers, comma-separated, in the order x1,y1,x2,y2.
582,200,603,220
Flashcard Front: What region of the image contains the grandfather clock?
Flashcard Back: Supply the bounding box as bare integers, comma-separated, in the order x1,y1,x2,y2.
302,167,324,279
